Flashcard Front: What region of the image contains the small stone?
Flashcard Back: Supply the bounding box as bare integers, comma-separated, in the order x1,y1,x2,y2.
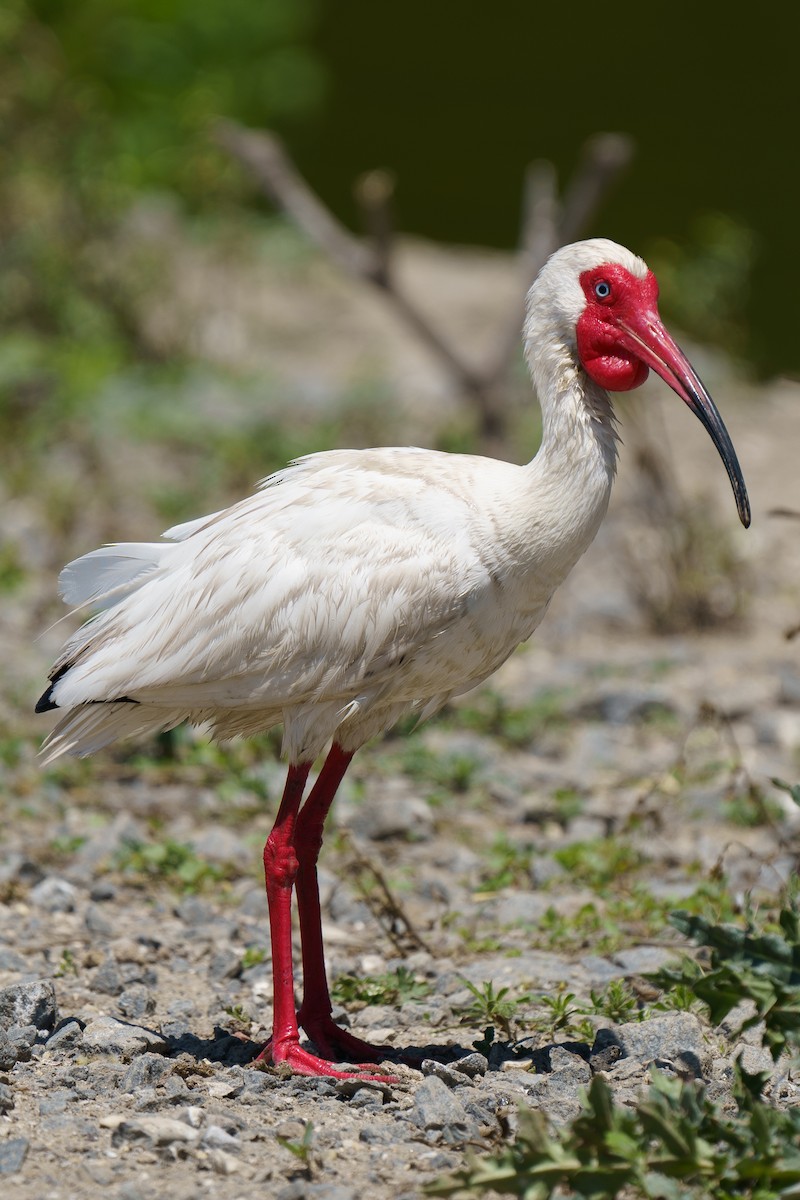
0,1029,31,1070
92,959,124,996
84,904,115,936
207,1148,241,1175
39,1088,77,1115
111,1115,201,1148
202,1124,240,1150
0,1083,14,1113
208,947,242,981
29,877,77,912
0,980,58,1032
594,1012,707,1077
0,1137,28,1175
120,1053,174,1092
118,985,155,1020
421,1060,473,1088
412,1075,478,1142
82,1016,167,1059
452,1052,488,1078
89,881,117,902
45,1019,84,1053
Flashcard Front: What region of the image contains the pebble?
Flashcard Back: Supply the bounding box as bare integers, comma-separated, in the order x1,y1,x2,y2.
594,1012,708,1076
29,876,77,912
111,1115,201,1148
82,1016,168,1058
412,1075,479,1143
0,1137,28,1175
0,980,58,1032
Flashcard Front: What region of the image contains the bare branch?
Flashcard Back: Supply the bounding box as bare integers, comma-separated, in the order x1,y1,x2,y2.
558,132,634,244
215,120,377,279
216,119,635,450
217,119,489,404
354,169,396,287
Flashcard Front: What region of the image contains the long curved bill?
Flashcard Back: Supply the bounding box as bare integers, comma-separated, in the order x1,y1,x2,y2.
618,315,751,528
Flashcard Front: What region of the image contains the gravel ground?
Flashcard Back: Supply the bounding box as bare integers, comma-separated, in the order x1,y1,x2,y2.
2,246,800,1197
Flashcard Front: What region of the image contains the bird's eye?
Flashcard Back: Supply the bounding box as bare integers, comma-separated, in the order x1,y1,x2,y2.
594,280,612,300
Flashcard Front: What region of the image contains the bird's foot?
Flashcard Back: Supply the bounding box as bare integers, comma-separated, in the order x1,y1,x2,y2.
299,1013,395,1065
256,1035,398,1082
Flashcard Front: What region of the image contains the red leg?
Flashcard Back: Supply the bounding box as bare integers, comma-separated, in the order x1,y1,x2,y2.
256,758,394,1081
294,745,397,1065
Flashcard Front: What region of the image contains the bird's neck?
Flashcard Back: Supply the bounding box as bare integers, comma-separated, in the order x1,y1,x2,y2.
528,336,620,479
519,336,619,579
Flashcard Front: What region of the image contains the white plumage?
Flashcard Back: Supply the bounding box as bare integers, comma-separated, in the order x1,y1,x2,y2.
40,242,638,765
37,239,749,1078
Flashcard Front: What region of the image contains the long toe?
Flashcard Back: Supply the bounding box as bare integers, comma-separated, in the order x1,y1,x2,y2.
300,1014,397,1064
256,1036,400,1082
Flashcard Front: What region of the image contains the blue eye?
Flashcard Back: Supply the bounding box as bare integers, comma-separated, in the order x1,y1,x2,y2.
594,281,611,300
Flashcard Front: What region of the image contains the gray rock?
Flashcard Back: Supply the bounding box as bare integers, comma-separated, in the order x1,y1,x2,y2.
202,1124,240,1150
89,881,117,902
120,1052,174,1092
118,984,155,1019
92,959,124,996
595,1012,707,1077
421,1060,473,1088
0,1137,28,1175
351,790,433,842
0,1029,32,1070
84,903,115,936
452,1052,488,1078
112,1115,201,1148
278,1186,355,1200
549,1045,592,1084
82,1016,167,1058
0,980,58,1032
208,946,243,981
489,892,553,927
0,949,27,972
412,1075,479,1142
45,1019,84,1053
612,946,679,974
39,1088,78,1115
29,876,77,912
0,1082,14,1113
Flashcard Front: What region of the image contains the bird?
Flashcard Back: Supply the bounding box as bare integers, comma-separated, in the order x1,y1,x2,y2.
36,238,750,1080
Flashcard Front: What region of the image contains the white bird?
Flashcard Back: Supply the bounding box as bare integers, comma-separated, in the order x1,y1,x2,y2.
37,239,750,1079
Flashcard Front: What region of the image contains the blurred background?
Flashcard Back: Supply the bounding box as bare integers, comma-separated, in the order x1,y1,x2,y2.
1,0,797,749
4,5,800,1137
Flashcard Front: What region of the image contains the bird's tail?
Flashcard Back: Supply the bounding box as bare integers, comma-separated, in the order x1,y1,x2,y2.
39,703,187,766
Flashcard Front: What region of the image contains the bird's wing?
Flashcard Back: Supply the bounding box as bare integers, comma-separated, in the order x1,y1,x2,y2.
47,448,515,712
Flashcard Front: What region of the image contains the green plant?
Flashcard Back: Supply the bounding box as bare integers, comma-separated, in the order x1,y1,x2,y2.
648,899,800,1062
553,837,646,891
479,835,534,892
277,1120,315,1172
431,893,800,1198
116,837,227,892
586,979,640,1025
241,946,267,971
331,965,431,1008
428,1066,800,1199
457,980,530,1041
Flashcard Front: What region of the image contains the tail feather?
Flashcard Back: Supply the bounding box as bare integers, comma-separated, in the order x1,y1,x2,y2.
39,702,188,766
58,544,166,610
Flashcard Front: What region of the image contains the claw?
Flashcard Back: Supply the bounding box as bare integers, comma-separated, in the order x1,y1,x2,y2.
256,1035,399,1082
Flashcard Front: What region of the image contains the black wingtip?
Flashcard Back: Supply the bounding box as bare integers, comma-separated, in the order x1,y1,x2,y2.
35,686,58,714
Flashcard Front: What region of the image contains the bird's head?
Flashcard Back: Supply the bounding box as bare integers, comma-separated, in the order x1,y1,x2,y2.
526,239,750,528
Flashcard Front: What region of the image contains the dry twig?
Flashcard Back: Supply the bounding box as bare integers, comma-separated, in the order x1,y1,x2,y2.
215,120,633,450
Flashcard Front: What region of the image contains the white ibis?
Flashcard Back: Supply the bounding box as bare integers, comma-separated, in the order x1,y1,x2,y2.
37,239,750,1079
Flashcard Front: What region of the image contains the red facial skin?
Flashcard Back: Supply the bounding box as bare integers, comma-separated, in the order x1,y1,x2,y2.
574,261,751,530
576,265,660,392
